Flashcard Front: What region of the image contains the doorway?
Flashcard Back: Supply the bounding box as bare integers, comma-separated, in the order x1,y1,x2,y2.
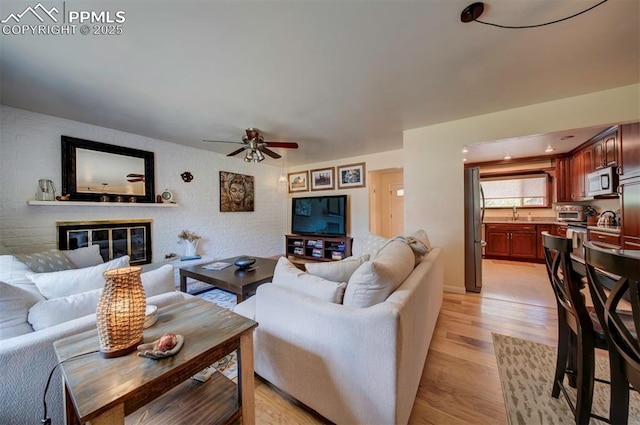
369,168,404,237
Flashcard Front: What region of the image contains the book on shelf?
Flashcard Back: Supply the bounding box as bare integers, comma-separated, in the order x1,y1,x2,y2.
331,251,344,260
311,248,323,258
293,247,304,255
202,262,232,270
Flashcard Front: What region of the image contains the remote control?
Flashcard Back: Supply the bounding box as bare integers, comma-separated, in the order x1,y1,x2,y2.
191,366,216,383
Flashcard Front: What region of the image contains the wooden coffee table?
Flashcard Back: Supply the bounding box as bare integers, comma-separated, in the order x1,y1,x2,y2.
54,298,257,425
180,256,278,303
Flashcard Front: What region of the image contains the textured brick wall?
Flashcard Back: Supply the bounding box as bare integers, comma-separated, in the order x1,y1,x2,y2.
0,105,286,260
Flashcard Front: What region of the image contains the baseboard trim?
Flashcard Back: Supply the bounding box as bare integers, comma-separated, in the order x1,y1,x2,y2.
443,285,466,294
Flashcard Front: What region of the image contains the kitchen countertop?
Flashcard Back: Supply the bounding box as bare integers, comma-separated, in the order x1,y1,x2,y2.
587,225,621,234
483,218,561,225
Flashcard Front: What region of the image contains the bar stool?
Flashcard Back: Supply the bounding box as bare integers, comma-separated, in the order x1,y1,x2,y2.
542,232,609,424
583,241,639,425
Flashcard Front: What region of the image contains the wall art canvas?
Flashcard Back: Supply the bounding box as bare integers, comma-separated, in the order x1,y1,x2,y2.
310,167,335,191
337,162,366,189
288,171,309,193
220,171,254,212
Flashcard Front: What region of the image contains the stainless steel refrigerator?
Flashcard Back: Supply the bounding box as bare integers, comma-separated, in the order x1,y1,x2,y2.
464,167,485,293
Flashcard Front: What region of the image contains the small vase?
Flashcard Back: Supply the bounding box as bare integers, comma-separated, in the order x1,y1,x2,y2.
183,239,198,257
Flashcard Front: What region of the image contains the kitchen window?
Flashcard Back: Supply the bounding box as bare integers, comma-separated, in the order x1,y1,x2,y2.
481,173,550,208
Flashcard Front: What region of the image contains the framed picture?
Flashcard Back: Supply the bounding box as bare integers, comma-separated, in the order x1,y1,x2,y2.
288,171,309,193
220,171,254,212
337,162,366,189
310,167,335,191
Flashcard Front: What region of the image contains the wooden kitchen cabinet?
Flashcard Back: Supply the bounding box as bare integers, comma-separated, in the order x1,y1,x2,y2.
555,156,572,202
620,177,640,249
570,148,592,200
554,224,568,238
619,122,640,181
485,223,537,261
593,127,618,169
587,229,621,248
537,224,552,259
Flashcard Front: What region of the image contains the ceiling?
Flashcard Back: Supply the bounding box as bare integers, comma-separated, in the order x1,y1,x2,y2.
463,124,613,163
1,1,638,166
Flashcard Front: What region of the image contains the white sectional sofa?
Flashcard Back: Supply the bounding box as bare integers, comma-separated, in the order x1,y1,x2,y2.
234,231,444,425
0,246,189,425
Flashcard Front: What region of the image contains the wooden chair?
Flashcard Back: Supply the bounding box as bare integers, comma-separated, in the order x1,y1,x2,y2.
583,241,640,425
542,232,609,424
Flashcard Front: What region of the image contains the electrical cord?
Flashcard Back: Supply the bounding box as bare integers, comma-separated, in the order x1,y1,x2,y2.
474,0,609,29
42,350,99,424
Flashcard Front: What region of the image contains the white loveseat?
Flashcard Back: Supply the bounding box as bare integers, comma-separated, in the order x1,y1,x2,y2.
234,231,444,424
0,247,189,425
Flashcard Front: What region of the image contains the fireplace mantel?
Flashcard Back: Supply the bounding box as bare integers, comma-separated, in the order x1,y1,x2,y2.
28,201,177,207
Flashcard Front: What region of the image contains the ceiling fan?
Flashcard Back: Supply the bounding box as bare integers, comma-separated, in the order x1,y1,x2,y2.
203,128,298,162
126,173,145,183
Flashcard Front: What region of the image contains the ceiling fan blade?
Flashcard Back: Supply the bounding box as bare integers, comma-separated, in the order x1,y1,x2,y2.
260,147,282,159
127,178,144,183
227,147,247,157
202,140,245,145
265,141,298,149
126,173,144,178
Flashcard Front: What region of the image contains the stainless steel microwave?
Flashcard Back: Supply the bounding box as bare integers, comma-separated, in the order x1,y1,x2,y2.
587,167,617,197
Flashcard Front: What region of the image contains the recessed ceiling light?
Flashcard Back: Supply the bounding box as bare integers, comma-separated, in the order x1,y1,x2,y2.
560,135,574,140
545,147,555,153
462,147,469,153
504,155,512,160
463,158,468,162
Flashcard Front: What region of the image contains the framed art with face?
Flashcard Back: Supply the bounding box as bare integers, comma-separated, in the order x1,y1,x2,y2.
220,171,254,212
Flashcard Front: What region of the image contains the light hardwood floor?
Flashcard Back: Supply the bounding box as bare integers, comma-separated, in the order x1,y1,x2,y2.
250,259,560,425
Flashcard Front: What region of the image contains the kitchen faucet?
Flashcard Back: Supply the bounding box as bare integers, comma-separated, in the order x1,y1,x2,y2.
513,206,519,221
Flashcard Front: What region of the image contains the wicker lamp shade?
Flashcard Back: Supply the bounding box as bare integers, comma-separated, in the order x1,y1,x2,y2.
96,267,146,358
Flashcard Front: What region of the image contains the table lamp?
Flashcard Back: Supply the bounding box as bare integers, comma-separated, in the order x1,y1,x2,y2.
96,267,146,358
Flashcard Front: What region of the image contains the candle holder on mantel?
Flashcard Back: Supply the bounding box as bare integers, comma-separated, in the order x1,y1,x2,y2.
96,267,146,358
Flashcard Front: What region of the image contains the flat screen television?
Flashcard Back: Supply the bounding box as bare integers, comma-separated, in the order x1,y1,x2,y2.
291,195,347,236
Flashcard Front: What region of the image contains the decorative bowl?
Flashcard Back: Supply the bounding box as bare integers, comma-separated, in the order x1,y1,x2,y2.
144,305,158,329
234,256,256,269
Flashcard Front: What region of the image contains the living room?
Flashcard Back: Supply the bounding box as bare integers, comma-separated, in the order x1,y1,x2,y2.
1,1,640,424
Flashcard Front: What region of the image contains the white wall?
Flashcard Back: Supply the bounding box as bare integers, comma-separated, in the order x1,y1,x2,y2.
288,149,403,239
404,83,640,294
0,106,285,260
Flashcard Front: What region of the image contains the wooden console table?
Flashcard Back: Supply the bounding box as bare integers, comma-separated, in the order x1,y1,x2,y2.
53,298,257,425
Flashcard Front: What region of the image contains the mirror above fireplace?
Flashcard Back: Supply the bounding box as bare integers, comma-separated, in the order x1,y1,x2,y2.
61,136,156,203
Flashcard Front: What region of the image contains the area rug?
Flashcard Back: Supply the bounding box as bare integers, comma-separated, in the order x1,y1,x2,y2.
196,288,237,310
492,333,640,425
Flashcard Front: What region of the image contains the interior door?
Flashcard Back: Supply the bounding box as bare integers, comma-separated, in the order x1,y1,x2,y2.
389,183,404,237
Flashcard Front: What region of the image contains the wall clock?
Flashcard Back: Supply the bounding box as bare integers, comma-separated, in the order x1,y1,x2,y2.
160,189,173,203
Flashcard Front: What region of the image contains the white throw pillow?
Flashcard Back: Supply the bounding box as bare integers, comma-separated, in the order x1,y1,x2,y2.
141,265,175,297
62,245,105,268
16,249,74,273
28,288,102,331
359,233,390,258
0,281,45,339
27,256,130,299
343,240,414,308
305,254,370,283
273,257,346,303
0,255,34,286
